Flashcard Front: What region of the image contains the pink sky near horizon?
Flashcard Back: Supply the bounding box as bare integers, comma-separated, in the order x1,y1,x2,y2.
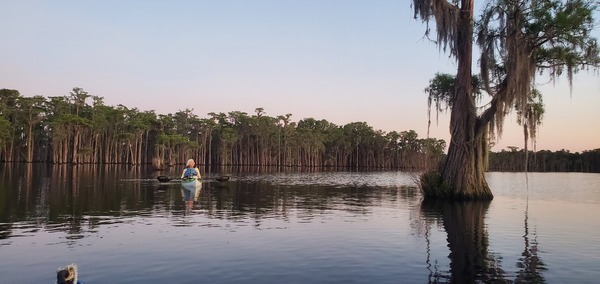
1,1,598,153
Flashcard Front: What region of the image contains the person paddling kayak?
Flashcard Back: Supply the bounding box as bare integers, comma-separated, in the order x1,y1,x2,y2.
181,159,201,181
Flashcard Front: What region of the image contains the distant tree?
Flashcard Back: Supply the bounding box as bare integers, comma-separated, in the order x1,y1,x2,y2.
0,89,20,161
19,96,46,162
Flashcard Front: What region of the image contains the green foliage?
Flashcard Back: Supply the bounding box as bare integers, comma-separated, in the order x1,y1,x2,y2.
2,83,599,170
0,87,450,166
420,170,453,199
477,0,599,98
425,73,483,134
156,134,190,146
488,148,600,172
0,89,20,118
425,73,482,111
0,116,12,146
527,0,599,80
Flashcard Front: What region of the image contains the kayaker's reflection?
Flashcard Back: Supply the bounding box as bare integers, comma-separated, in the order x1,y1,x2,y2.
182,181,202,211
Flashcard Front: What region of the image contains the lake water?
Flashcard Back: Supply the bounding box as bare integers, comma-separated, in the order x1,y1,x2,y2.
0,164,598,283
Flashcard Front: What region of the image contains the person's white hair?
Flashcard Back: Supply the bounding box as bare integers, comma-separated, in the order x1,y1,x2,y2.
186,159,195,167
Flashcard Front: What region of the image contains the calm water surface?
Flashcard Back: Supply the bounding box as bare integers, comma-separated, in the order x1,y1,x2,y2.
0,165,598,283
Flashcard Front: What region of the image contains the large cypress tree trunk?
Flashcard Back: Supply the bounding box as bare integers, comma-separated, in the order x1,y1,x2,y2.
443,20,493,198
424,0,493,200
442,122,492,199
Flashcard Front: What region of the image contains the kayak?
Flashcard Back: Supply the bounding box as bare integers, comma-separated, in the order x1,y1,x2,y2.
181,178,201,191
182,178,202,203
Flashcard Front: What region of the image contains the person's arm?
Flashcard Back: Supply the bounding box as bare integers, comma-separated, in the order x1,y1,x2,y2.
195,168,202,179
181,169,187,179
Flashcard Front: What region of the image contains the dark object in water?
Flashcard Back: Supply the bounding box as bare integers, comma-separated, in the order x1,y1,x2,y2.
157,176,171,183
215,176,230,182
57,263,81,284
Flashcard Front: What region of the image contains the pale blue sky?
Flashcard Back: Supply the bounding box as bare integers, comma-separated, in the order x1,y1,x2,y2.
1,0,598,152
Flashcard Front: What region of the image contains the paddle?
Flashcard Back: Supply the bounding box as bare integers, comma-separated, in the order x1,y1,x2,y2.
157,175,179,182
156,175,229,183
215,176,230,182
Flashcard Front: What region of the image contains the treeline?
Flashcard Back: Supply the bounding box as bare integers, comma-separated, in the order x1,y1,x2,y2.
488,148,600,173
0,88,446,169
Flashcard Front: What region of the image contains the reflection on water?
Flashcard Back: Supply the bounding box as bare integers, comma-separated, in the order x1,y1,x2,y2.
182,182,202,213
420,200,497,283
0,164,421,241
515,198,546,283
0,165,598,283
0,164,156,242
419,199,546,283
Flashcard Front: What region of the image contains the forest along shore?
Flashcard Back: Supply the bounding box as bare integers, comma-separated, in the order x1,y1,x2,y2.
1,88,597,172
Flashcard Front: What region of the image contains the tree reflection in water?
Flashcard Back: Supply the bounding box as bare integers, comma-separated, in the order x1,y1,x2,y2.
419,198,546,283
0,163,151,244
0,164,549,283
515,197,546,283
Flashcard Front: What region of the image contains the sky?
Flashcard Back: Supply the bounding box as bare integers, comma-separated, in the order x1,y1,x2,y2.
1,0,598,152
